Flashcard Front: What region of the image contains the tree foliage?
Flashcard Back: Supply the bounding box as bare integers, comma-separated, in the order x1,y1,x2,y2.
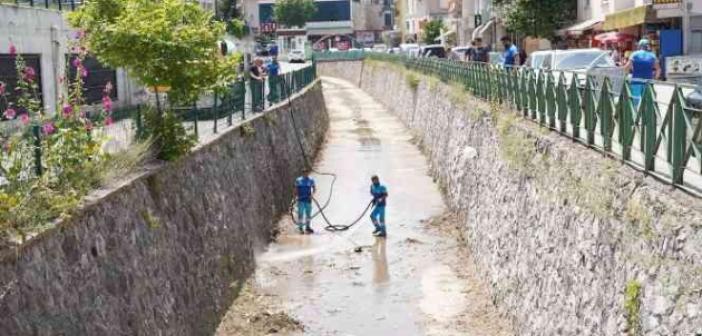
69,0,239,106
273,0,317,28
492,0,576,38
422,19,445,44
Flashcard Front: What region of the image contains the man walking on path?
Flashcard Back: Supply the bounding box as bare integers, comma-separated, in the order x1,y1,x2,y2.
624,39,660,107
294,172,316,234
370,175,388,237
500,36,519,68
249,58,266,112
469,38,490,63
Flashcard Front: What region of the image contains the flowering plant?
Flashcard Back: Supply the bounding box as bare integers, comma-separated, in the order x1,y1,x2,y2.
0,40,112,244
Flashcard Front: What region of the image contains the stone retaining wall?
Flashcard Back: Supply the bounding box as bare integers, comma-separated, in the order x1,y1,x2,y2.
0,81,328,336
319,61,702,336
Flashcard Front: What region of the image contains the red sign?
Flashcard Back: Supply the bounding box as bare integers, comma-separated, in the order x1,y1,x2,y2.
260,22,278,33
337,41,351,50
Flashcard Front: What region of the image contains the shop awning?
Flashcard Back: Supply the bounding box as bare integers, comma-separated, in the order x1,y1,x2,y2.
556,18,603,36
603,5,653,30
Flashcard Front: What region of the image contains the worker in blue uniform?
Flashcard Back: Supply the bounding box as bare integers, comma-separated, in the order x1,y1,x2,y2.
369,175,388,237
294,172,316,234
624,39,661,107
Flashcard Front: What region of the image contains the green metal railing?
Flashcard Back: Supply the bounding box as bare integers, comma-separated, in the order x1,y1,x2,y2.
3,63,318,177
318,52,702,192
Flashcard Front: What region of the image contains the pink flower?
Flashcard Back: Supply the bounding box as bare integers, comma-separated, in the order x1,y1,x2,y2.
72,57,82,68
85,120,93,131
104,116,113,126
22,66,36,82
62,104,73,117
19,114,29,125
80,67,88,78
73,30,85,40
0,82,5,95
3,108,16,119
101,95,113,112
42,122,56,135
9,43,16,56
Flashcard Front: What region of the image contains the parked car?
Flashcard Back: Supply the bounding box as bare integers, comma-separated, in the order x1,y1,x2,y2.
526,48,624,95
288,50,306,63
449,46,471,61
372,44,388,53
400,43,420,57
419,45,446,58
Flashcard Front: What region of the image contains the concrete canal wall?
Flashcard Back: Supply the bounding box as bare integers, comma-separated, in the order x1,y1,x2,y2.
319,61,702,336
0,81,328,336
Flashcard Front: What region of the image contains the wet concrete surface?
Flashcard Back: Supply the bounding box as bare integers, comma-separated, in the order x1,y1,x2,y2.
216,77,512,336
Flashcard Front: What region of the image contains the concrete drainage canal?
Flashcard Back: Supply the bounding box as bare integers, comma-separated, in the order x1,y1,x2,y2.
214,77,513,336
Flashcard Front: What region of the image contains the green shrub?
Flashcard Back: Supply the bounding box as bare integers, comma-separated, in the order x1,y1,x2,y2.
140,108,197,161
406,73,419,90
624,280,642,336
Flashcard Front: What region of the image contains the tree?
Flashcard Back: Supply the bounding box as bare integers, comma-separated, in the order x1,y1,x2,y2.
69,0,239,160
273,0,317,28
492,0,576,39
69,0,238,106
422,19,445,44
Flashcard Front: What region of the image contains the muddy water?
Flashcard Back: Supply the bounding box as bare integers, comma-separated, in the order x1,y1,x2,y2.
217,77,511,336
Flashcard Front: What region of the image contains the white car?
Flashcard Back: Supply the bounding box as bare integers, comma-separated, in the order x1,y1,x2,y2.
288,50,306,63
372,44,388,52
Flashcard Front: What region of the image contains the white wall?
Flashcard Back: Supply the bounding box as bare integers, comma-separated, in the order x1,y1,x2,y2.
0,4,142,115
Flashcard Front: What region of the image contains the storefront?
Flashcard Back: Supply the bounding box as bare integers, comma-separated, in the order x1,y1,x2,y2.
556,18,603,49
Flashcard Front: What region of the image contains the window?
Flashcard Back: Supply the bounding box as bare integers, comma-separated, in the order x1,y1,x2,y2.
67,55,117,104
691,30,702,55
384,13,392,28
0,54,42,117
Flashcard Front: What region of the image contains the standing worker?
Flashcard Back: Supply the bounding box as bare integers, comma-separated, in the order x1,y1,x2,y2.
369,175,388,237
624,39,661,107
294,171,316,234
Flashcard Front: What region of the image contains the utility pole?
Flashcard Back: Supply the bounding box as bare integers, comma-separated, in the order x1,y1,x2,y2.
682,0,690,55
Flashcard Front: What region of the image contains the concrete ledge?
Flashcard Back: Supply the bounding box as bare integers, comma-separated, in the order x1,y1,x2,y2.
0,82,329,335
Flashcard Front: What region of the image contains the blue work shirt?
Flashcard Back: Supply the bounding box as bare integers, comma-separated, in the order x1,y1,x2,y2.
370,183,388,207
267,62,280,77
630,50,657,80
295,176,315,203
502,44,518,67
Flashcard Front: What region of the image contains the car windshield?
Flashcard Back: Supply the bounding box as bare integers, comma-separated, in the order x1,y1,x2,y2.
554,51,615,70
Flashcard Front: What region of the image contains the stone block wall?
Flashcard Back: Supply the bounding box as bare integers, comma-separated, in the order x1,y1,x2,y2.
319,61,702,336
0,81,329,336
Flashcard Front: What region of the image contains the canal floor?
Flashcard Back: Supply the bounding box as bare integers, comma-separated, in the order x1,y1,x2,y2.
216,77,513,336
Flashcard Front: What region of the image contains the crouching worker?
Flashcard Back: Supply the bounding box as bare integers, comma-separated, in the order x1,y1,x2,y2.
370,175,388,237
294,172,316,234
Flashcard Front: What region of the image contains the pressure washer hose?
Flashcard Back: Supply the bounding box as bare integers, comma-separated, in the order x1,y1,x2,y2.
282,75,375,232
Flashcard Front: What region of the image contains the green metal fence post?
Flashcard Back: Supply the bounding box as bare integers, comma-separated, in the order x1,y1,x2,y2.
556,73,569,132
670,87,687,184
545,71,557,128
213,92,219,134
597,78,614,151
568,74,582,139
584,75,597,145
32,125,43,176
640,83,657,172
617,81,635,160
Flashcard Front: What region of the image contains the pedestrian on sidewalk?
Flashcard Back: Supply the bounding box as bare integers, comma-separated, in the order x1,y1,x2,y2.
294,171,316,234
369,175,388,237
500,36,519,68
623,39,660,107
249,58,266,112
469,37,490,63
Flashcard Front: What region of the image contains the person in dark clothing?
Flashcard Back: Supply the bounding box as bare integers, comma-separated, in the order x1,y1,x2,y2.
518,47,527,66
469,37,490,63
249,58,266,112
